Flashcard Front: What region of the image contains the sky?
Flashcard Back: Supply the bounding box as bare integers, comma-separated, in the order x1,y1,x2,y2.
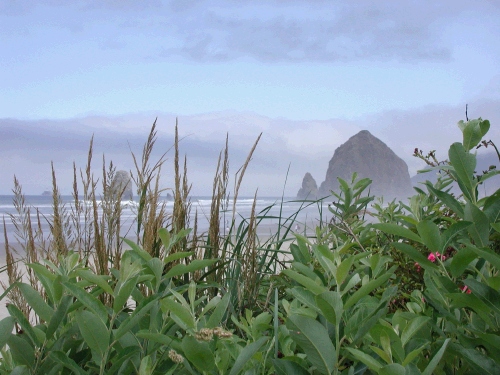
1,0,500,196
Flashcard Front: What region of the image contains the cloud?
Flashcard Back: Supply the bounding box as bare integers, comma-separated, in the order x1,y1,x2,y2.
4,98,499,197
160,1,456,63
4,0,495,63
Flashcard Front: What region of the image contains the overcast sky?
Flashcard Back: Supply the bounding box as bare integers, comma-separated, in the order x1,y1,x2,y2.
1,0,500,196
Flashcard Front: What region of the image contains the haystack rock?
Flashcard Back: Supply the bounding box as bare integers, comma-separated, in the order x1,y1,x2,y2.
297,172,318,199
111,170,133,200
318,130,413,199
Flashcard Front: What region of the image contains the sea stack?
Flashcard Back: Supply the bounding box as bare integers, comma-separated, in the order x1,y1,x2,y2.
111,170,133,200
297,172,319,199
317,130,413,199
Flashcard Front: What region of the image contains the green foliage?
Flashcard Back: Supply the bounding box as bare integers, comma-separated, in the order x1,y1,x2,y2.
2,116,500,373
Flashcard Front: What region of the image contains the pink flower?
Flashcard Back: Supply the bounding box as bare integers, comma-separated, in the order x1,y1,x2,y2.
427,252,446,263
461,286,471,294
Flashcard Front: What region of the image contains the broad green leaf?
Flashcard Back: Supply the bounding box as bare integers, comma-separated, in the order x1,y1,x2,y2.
464,203,490,247
294,234,312,264
114,295,159,340
441,221,472,252
477,332,500,352
370,344,391,365
467,244,500,270
352,307,389,345
49,351,87,375
492,222,500,233
139,355,153,375
7,304,41,347
315,243,335,261
372,223,422,243
422,338,450,375
206,292,231,328
272,359,310,375
163,251,194,265
113,275,139,313
0,316,15,349
181,335,216,373
479,119,491,136
290,244,307,264
161,298,196,331
379,363,406,375
75,269,114,295
229,336,269,375
315,291,343,327
158,227,171,249
63,282,108,324
353,177,372,194
7,335,35,368
136,331,173,345
450,246,477,278
465,279,500,315
76,310,109,362
17,283,54,323
286,314,335,374
289,288,322,314
28,263,56,302
391,242,439,271
462,119,484,151
345,347,383,372
416,221,441,253
122,237,151,261
426,183,464,218
341,273,361,295
401,316,430,347
448,142,476,201
483,190,500,223
292,262,322,282
282,269,326,295
344,266,396,310
46,295,72,340
402,343,429,366
9,366,30,375
448,293,495,327
336,257,354,286
449,342,498,374
164,259,218,279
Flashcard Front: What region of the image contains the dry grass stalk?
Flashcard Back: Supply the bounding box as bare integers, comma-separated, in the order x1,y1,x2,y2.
49,162,68,259
239,190,258,310
171,122,191,255
92,184,108,276
2,214,29,320
142,169,169,258
100,157,126,268
130,118,170,255
69,137,97,262
191,210,201,277
208,136,229,259
231,133,262,224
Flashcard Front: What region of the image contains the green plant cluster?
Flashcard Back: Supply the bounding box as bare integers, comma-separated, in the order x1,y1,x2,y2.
1,117,500,374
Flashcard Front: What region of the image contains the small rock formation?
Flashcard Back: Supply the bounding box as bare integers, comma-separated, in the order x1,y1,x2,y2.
111,170,133,200
297,172,318,199
317,130,413,199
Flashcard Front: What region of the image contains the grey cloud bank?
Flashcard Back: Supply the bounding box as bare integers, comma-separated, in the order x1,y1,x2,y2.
2,99,500,197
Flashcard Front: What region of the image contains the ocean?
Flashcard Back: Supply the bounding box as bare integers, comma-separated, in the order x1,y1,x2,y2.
0,194,330,252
